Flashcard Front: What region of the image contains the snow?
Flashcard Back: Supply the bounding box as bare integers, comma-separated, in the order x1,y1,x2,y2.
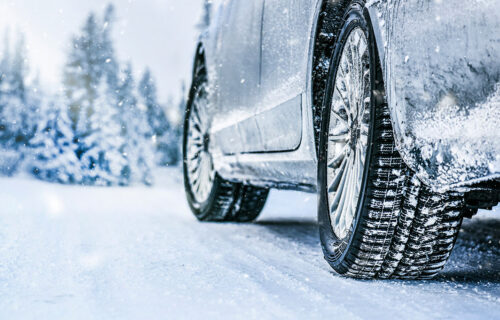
0,168,498,319
413,84,500,187
371,0,500,189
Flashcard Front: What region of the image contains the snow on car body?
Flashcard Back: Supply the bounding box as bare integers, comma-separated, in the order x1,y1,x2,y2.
370,0,500,189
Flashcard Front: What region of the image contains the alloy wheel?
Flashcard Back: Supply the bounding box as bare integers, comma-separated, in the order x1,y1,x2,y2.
326,27,371,239
185,83,215,204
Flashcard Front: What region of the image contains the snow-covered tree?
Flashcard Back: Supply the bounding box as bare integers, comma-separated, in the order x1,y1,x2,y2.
0,32,9,82
139,69,177,166
0,32,38,150
63,4,132,186
118,64,154,185
172,83,188,164
163,95,182,166
9,34,27,102
0,5,176,184
29,95,82,184
79,79,128,186
64,4,119,136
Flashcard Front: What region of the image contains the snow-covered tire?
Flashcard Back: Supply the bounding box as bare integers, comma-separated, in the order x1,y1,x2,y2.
317,3,465,279
183,50,269,222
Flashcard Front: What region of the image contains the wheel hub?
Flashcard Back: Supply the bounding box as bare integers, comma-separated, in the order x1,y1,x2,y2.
202,133,210,153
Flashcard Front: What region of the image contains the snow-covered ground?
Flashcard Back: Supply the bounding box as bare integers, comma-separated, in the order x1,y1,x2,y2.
0,168,498,320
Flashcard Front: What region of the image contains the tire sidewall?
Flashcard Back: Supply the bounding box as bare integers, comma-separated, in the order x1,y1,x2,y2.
317,3,378,271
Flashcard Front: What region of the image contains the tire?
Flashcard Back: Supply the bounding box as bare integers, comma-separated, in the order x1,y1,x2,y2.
317,2,465,279
183,51,269,222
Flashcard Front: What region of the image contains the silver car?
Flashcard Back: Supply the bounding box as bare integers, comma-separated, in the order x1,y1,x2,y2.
182,0,500,279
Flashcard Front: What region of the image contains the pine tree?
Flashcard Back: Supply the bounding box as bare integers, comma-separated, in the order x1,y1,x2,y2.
63,5,131,185
0,31,9,82
101,4,119,90
0,32,21,175
22,74,42,145
29,95,82,183
138,69,174,166
64,12,100,131
118,64,155,185
0,31,11,112
172,83,188,164
0,32,38,149
164,95,182,165
9,34,27,102
79,79,128,186
64,4,119,138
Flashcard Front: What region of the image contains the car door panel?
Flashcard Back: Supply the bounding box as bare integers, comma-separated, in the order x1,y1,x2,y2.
257,0,317,152
212,0,265,155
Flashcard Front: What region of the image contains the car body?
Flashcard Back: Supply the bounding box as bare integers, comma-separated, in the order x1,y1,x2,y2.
183,0,499,279
196,0,499,193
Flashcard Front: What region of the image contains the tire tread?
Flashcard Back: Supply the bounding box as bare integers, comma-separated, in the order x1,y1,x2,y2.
336,102,464,279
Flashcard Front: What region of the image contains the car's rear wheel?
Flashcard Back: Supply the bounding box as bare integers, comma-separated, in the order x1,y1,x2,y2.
318,3,465,279
183,52,269,222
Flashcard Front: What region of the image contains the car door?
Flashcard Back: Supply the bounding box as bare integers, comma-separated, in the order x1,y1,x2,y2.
257,0,318,152
211,0,266,155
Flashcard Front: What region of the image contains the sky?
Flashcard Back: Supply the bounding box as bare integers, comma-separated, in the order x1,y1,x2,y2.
0,0,203,102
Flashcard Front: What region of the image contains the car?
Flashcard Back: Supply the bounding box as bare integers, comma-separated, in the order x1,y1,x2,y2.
182,0,500,279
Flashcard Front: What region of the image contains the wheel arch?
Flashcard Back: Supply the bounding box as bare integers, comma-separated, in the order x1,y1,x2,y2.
311,0,386,155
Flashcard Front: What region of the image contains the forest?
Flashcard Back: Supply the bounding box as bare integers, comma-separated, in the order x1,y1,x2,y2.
0,4,183,186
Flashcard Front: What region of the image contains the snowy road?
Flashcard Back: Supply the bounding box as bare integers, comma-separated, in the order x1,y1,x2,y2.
0,169,498,319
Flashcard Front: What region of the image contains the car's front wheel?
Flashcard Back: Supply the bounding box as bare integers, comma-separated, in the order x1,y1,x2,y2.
317,2,465,279
183,52,269,222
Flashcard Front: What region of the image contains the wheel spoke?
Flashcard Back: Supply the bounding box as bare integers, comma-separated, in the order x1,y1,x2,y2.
328,144,349,169
329,133,349,143
191,105,203,130
187,147,202,161
330,155,351,213
328,156,347,193
188,157,201,175
333,156,353,228
346,154,359,222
